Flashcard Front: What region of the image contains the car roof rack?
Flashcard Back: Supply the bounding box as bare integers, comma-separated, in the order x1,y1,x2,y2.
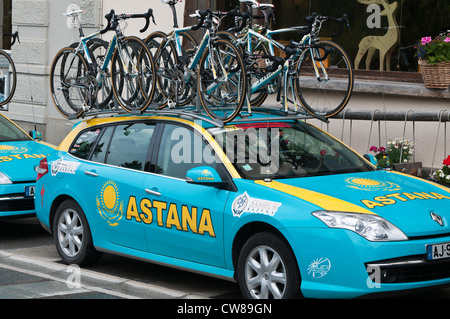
72,104,329,128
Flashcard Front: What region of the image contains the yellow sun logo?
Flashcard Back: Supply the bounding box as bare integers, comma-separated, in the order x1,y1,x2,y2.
345,177,401,191
0,144,28,153
96,180,123,226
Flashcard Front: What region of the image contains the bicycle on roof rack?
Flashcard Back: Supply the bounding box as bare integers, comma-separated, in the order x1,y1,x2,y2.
49,8,157,119
220,0,354,119
147,0,248,123
0,31,19,108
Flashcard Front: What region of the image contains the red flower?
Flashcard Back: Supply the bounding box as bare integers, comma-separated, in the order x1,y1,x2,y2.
443,155,450,166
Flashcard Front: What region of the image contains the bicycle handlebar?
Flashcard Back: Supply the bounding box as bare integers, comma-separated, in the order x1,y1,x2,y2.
214,6,250,33
190,8,212,31
0,31,20,46
298,12,349,37
100,8,155,35
327,14,349,37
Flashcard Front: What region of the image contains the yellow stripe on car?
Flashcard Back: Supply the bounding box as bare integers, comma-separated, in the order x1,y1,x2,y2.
255,180,375,214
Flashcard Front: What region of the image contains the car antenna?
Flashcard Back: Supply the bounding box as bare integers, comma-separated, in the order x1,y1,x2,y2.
19,25,38,133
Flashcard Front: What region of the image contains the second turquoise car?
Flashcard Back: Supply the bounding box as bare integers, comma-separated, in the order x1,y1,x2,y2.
0,113,56,218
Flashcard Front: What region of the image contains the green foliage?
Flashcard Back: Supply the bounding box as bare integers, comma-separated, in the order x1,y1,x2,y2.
415,33,450,65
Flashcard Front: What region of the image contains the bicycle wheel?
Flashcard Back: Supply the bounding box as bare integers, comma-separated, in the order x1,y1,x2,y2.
242,35,271,108
294,39,353,118
0,50,16,107
86,38,114,110
110,36,155,113
197,38,247,123
146,31,198,109
146,32,177,109
50,47,91,119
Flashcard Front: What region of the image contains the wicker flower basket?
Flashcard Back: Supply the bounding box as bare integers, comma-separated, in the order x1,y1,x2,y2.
418,59,450,89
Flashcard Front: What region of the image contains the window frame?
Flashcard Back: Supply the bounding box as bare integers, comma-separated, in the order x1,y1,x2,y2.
68,120,159,172
148,121,235,188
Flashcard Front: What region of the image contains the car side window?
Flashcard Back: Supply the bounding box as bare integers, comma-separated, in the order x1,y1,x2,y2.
156,124,218,179
91,126,114,164
69,128,101,160
106,122,155,171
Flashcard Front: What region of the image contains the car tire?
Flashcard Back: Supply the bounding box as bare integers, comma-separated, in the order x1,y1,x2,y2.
53,199,102,266
237,231,302,299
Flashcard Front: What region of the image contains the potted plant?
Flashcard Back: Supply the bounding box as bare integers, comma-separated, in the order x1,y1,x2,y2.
433,155,450,186
369,138,422,175
369,146,389,168
415,33,450,89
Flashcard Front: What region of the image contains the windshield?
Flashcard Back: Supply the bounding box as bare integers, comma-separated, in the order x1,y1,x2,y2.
0,115,31,142
209,121,373,180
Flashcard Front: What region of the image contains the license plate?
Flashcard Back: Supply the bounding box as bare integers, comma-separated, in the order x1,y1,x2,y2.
25,186,35,197
426,242,450,260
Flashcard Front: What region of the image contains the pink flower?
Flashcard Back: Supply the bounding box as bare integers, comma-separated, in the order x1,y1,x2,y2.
421,36,432,45
444,37,450,43
369,146,378,152
379,146,386,152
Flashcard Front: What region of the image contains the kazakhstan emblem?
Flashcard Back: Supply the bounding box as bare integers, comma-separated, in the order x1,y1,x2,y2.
96,180,124,226
0,144,28,153
345,177,401,192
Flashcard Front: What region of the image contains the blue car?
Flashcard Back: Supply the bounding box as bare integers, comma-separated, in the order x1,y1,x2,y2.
35,111,450,298
0,113,56,218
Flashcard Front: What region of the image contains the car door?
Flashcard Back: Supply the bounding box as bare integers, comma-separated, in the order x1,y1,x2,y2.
73,121,157,252
141,122,230,268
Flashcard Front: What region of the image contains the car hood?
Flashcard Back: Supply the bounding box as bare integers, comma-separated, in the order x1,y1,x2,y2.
265,170,450,237
0,140,56,182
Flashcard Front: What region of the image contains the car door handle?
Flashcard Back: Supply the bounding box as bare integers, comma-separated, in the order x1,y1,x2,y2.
84,170,98,177
145,188,161,196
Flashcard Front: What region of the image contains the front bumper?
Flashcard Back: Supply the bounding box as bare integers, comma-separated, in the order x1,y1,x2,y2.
0,183,36,218
283,227,450,298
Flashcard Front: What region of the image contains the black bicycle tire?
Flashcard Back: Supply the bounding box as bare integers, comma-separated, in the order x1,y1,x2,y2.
0,49,17,107
146,32,178,109
148,30,198,109
294,39,353,118
86,38,113,109
242,34,270,108
110,36,156,113
49,47,89,119
197,38,247,123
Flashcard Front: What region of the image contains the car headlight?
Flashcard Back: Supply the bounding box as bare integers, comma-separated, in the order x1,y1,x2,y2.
0,172,12,184
312,211,408,241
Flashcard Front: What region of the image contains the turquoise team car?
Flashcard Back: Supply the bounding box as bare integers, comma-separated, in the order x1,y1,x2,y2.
35,111,450,298
0,113,55,218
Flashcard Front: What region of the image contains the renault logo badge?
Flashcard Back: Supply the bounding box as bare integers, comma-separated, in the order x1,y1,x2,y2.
430,211,444,226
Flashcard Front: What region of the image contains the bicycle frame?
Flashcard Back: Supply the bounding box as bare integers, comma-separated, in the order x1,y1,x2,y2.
159,26,237,98
236,27,330,112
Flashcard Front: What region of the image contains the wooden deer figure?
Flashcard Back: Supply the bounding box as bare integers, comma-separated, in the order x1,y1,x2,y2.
354,0,400,71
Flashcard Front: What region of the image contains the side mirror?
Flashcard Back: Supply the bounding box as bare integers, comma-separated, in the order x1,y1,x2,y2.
186,166,228,188
363,154,378,166
29,130,42,141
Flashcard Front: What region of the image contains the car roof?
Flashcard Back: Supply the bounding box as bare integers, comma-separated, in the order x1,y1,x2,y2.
58,109,322,150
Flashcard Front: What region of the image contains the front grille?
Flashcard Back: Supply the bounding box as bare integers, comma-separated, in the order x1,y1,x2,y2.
0,194,35,212
366,256,450,284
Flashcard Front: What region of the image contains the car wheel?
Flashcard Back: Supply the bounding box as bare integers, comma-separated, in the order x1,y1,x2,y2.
53,199,101,266
237,231,302,299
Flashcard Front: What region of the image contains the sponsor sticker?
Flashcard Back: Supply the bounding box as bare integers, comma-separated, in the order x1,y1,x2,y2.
232,192,281,217
51,158,80,176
